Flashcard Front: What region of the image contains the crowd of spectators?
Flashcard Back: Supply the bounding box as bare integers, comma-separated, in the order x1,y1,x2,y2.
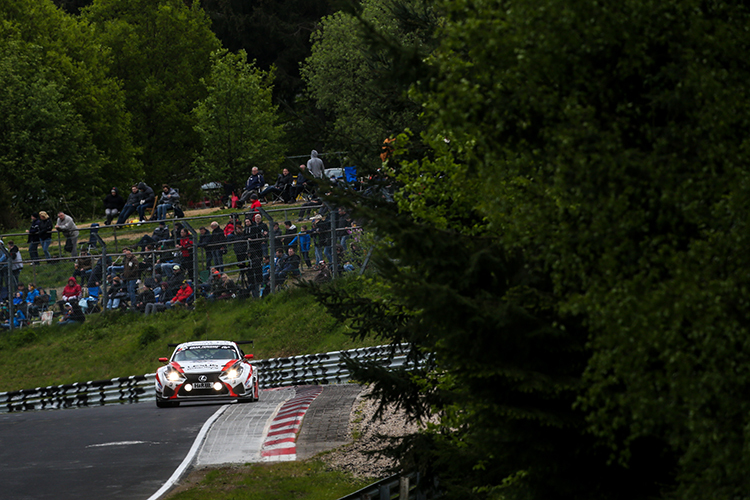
0,151,372,328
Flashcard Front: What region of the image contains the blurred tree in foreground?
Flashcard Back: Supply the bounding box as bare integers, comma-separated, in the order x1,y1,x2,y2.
314,0,750,498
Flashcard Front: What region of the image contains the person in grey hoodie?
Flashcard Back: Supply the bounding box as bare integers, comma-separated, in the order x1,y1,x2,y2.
307,150,325,179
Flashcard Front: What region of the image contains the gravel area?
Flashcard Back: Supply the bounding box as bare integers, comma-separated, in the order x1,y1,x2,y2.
320,385,424,479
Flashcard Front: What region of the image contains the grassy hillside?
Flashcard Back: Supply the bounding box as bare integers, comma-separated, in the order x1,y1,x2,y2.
0,284,376,393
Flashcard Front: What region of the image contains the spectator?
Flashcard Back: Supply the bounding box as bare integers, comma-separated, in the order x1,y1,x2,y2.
252,213,269,256
210,221,226,272
307,150,325,179
37,211,54,262
259,168,294,203
136,221,171,251
25,283,40,318
229,223,248,281
122,247,140,308
59,277,82,310
335,206,352,250
27,213,42,263
116,185,141,225
177,228,193,278
55,211,79,257
271,222,283,251
136,182,156,222
238,167,265,206
289,225,312,268
57,302,85,325
103,187,125,225
162,265,185,302
165,280,193,309
106,276,128,309
310,216,325,265
198,227,212,269
297,192,326,221
72,248,94,282
293,164,314,200
224,214,238,237
282,220,297,249
276,246,301,284
214,273,237,300
7,240,23,286
155,184,181,221
243,193,262,217
134,280,156,313
2,309,26,329
245,217,264,297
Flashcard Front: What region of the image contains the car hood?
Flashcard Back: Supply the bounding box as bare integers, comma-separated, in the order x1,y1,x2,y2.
175,360,235,373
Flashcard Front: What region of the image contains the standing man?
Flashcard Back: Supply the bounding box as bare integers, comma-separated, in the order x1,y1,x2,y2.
210,221,225,272
122,247,140,308
56,211,79,257
307,150,325,179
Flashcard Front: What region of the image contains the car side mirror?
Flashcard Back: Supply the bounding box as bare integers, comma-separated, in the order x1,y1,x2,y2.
244,354,254,359
159,357,169,363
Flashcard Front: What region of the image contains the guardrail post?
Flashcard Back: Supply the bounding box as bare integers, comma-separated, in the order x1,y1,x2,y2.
399,476,409,499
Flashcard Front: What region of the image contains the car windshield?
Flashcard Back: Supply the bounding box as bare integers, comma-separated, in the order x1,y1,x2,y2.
172,346,239,362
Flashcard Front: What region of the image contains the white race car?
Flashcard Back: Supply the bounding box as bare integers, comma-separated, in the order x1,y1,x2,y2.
154,340,260,408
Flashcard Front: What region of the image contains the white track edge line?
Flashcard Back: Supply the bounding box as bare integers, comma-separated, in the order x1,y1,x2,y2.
147,404,230,500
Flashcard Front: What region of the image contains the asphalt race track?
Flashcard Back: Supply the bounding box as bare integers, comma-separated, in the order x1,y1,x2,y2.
0,402,222,500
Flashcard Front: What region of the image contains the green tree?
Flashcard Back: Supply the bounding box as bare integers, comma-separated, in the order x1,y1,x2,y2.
0,0,136,221
192,49,286,185
382,0,750,497
301,0,434,171
83,0,221,187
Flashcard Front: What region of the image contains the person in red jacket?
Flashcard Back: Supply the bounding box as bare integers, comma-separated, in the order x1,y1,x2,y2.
166,280,193,309
58,277,82,311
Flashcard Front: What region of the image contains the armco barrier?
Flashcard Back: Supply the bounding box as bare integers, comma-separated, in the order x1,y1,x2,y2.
0,344,412,413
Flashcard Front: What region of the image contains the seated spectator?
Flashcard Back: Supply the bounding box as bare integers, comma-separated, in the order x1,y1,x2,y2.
1,309,26,329
137,221,171,251
59,277,82,310
134,280,156,313
259,168,293,203
116,185,141,225
214,273,237,300
238,167,265,206
276,247,301,284
297,192,325,221
136,182,156,222
106,276,128,309
25,283,40,318
165,280,193,309
58,302,85,326
292,164,314,200
156,184,181,221
103,187,125,225
73,248,94,282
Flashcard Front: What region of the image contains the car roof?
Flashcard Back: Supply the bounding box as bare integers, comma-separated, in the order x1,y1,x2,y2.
174,340,238,350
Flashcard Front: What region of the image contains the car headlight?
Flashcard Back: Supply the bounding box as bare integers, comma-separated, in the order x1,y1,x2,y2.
222,363,243,380
165,367,184,382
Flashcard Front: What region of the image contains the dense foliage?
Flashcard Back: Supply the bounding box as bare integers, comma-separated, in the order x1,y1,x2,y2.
192,49,286,184
0,0,136,222
307,0,750,498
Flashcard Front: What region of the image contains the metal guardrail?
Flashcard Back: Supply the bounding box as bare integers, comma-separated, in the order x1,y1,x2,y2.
338,472,431,500
0,344,412,413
